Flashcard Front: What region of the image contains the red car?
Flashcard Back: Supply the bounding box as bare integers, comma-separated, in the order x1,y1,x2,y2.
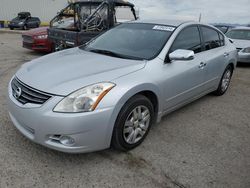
22,27,53,52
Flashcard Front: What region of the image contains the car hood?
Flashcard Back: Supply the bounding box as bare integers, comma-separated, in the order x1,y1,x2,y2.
24,27,48,36
16,48,146,96
11,18,25,23
232,39,250,49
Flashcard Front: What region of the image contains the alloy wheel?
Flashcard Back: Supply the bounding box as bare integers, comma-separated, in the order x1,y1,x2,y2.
221,69,232,92
123,105,151,144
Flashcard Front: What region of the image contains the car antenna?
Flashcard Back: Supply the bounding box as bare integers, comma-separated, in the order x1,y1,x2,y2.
199,13,202,22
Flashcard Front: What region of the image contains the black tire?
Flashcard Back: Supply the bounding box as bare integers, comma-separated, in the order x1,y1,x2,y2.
213,65,233,96
9,27,14,30
112,95,154,151
50,43,55,53
23,25,28,30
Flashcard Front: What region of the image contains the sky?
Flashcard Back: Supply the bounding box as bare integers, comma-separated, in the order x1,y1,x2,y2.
130,0,250,24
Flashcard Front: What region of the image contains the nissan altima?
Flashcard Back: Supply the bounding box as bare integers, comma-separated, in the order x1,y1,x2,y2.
8,20,237,153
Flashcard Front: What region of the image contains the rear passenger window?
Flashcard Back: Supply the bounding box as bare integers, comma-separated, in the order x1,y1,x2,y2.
201,27,221,50
170,26,202,54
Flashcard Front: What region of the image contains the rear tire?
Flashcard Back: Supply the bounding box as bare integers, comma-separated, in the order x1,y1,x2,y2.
112,95,154,151
9,27,14,30
213,65,233,96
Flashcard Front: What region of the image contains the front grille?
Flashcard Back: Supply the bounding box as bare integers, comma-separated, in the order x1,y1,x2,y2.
23,42,33,49
11,78,52,105
48,28,77,41
22,35,33,43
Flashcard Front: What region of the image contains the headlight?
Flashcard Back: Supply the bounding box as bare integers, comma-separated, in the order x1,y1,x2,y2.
54,82,115,113
34,34,48,39
241,47,250,53
18,22,24,25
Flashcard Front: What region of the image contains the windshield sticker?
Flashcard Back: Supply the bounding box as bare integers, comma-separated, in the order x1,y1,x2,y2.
153,25,175,32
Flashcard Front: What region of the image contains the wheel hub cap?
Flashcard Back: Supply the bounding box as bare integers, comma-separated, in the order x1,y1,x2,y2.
221,70,231,92
123,105,151,144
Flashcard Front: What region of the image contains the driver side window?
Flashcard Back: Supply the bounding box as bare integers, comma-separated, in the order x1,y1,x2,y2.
170,26,202,54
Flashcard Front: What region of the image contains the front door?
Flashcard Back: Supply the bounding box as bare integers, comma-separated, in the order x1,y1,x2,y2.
163,26,207,111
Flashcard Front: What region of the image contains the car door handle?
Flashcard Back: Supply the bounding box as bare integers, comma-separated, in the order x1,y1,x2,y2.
224,52,229,57
199,62,207,69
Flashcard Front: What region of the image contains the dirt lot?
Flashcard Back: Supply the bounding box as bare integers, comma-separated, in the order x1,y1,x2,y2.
0,33,250,188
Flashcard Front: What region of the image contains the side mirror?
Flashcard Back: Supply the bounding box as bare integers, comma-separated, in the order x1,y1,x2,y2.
228,38,234,44
169,49,195,61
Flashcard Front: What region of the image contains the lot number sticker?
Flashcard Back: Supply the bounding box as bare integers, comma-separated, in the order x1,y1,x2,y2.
153,25,175,32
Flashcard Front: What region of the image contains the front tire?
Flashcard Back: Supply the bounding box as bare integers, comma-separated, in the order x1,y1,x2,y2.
213,65,233,96
112,95,154,151
23,25,28,30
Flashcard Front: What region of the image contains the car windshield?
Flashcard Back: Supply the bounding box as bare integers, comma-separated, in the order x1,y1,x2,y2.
81,23,175,60
226,29,250,40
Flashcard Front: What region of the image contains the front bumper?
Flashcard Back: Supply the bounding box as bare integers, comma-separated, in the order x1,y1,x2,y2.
7,81,115,153
9,23,24,29
23,36,52,52
238,52,250,63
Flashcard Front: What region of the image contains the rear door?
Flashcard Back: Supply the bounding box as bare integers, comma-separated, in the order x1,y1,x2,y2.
200,26,227,90
163,26,207,111
26,17,32,27
26,17,37,28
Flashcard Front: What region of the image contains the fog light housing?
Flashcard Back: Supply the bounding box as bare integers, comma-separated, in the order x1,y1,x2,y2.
59,136,75,146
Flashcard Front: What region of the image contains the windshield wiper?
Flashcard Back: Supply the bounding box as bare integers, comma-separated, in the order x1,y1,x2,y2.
88,49,143,60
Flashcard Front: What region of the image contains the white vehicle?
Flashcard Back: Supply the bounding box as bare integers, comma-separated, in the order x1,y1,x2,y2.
8,20,237,153
226,27,250,63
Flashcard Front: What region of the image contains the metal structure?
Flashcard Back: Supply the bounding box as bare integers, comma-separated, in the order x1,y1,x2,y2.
48,0,137,50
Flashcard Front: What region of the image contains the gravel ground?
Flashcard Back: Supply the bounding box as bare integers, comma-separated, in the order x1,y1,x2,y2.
0,33,250,188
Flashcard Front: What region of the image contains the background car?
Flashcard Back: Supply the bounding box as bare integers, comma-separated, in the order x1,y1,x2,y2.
9,12,41,30
213,24,234,34
226,27,250,63
21,18,76,53
22,27,53,53
8,20,237,153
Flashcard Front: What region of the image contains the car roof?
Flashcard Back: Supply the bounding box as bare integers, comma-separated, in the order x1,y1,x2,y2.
18,12,31,15
231,26,250,31
132,19,196,27
72,0,134,7
213,24,234,28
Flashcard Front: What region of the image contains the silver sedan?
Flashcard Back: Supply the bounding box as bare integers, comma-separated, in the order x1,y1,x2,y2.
226,27,250,63
8,20,237,153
